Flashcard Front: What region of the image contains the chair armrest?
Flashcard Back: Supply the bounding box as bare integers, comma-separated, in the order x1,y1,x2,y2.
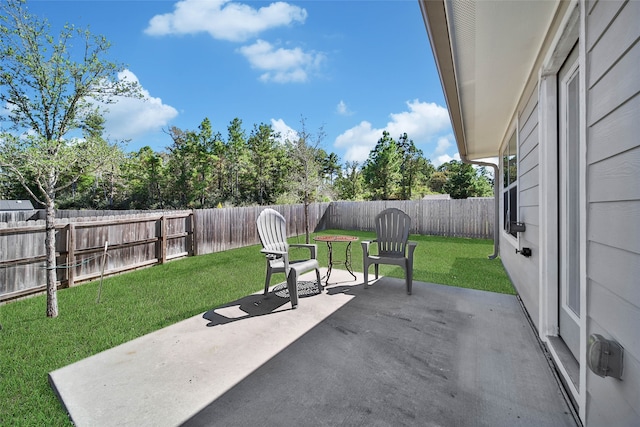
260,249,287,256
261,249,289,271
290,243,317,259
407,241,418,260
361,239,377,255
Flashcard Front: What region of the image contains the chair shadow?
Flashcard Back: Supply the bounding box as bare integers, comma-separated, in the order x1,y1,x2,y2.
325,281,365,296
203,280,323,327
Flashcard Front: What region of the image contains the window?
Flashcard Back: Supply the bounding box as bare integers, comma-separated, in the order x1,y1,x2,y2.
503,132,518,237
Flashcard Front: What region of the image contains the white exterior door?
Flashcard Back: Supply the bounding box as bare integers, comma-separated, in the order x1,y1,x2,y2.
558,45,581,361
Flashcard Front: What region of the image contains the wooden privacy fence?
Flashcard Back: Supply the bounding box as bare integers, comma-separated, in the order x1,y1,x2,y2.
0,204,330,302
325,199,494,239
0,211,193,302
193,203,330,255
0,199,492,302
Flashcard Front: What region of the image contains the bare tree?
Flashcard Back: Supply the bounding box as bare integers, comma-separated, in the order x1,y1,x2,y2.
286,118,325,243
0,0,140,317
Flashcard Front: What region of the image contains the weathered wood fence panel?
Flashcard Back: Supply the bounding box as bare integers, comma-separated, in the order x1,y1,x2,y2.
325,199,494,239
0,211,193,302
0,210,41,222
0,221,48,300
193,203,330,255
0,199,492,302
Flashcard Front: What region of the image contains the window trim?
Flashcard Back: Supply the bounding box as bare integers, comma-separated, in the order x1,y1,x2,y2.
502,129,519,241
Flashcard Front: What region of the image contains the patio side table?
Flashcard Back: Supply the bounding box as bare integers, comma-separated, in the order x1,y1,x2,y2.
313,235,358,285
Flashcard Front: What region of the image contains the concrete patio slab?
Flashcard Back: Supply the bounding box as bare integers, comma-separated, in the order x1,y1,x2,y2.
49,269,577,427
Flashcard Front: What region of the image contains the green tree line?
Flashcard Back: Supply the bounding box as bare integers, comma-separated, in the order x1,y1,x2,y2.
2,117,493,209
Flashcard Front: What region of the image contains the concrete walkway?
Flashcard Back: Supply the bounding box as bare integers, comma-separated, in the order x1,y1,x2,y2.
49,270,577,426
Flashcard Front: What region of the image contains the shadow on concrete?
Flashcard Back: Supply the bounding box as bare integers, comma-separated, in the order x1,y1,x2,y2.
203,280,323,327
184,276,578,427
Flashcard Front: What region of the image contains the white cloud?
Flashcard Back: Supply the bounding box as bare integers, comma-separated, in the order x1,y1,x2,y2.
97,70,178,141
270,118,298,142
336,100,354,116
386,100,451,137
434,136,452,155
144,0,307,42
238,39,324,83
434,152,461,168
334,121,381,163
334,100,453,163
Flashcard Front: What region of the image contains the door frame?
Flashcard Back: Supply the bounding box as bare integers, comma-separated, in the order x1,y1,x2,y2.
538,1,587,421
558,45,581,360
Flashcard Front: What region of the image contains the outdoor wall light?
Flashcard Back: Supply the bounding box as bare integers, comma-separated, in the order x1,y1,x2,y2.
516,247,532,257
587,334,624,380
508,221,527,233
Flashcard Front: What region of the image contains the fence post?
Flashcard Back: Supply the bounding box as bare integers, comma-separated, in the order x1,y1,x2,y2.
159,216,167,264
189,210,196,256
67,223,76,287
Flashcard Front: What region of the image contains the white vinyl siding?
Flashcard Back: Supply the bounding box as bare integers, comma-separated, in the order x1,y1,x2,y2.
518,87,541,245
585,0,640,425
501,85,541,329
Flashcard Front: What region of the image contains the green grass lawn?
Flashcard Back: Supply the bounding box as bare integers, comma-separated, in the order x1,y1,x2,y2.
0,231,512,425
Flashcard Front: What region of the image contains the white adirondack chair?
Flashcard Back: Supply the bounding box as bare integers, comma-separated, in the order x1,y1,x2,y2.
361,208,417,294
256,208,322,308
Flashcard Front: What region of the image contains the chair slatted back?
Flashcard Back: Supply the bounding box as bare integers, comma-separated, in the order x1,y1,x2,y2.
374,208,411,256
257,208,289,253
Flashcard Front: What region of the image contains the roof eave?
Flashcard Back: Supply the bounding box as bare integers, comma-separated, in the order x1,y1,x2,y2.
419,0,468,160
420,0,562,161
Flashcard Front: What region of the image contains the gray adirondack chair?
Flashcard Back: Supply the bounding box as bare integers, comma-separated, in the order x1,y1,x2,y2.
256,208,322,309
361,208,417,294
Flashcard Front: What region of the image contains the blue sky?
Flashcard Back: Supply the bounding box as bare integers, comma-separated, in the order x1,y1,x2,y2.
26,0,459,167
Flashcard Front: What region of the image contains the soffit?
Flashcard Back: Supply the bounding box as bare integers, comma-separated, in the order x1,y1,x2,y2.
421,0,559,160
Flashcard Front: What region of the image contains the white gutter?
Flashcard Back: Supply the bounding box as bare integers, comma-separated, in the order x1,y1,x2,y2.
461,156,499,260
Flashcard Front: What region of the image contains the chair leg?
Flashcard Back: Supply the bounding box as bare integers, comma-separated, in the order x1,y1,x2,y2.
287,270,299,309
315,268,323,292
363,262,369,289
374,264,379,279
264,268,272,295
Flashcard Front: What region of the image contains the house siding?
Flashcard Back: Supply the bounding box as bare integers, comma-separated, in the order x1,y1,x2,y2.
585,0,640,425
500,1,640,423
422,0,639,422
501,85,541,328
